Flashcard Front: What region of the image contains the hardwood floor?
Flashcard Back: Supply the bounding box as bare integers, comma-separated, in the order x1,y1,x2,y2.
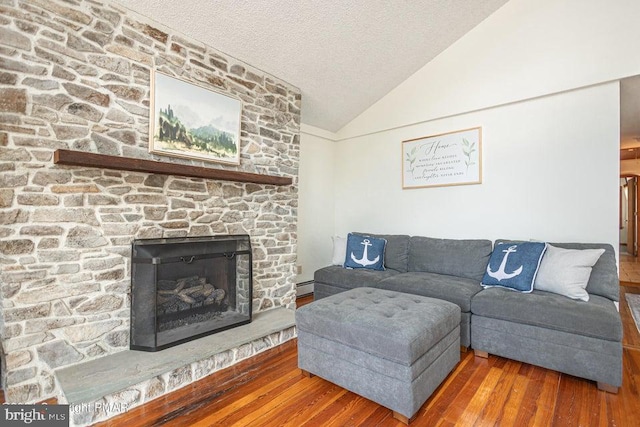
619,250,640,283
95,291,640,427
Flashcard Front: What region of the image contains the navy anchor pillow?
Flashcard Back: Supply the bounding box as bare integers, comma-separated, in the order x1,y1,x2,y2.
481,242,547,292
343,233,387,271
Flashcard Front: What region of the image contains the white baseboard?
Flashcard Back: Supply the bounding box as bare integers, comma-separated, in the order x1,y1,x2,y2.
296,280,314,297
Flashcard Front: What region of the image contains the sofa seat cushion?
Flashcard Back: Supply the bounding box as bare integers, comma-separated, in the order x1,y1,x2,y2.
377,271,483,312
314,265,400,290
471,287,622,341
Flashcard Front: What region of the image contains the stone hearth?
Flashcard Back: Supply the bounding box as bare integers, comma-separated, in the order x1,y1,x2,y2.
0,0,301,413
58,308,295,426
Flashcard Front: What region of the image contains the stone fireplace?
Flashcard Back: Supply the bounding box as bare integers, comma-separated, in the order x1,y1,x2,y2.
0,0,300,411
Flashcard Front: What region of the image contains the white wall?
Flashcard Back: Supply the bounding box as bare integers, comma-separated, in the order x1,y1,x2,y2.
334,83,620,249
297,125,336,283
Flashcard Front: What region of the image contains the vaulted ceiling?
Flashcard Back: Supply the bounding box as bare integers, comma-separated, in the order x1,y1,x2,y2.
117,0,510,132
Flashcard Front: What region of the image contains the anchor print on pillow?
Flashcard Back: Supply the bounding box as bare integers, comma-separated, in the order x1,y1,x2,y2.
481,242,547,292
343,233,387,271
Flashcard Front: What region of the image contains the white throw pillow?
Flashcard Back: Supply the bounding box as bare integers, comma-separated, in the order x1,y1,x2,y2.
331,236,347,266
533,244,605,301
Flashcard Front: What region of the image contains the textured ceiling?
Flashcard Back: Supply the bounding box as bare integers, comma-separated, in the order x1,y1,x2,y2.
118,0,509,132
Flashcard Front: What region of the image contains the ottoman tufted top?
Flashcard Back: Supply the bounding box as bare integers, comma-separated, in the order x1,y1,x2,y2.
296,287,460,365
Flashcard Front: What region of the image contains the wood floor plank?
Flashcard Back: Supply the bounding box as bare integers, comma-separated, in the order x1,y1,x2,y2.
234,377,344,426
597,391,611,427
360,405,398,426
435,353,496,425
180,351,300,425
418,351,475,417
512,364,549,426
196,353,297,424
530,369,560,427
456,366,502,425
190,368,302,425
324,394,382,427
604,381,624,426
278,382,348,427
551,374,587,426
577,374,601,427
473,358,521,426
618,348,640,420
250,377,347,427
297,390,357,425
495,373,528,426
218,374,324,426
414,352,482,426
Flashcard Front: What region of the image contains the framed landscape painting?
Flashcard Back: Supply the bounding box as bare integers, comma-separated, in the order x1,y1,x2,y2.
149,71,242,165
402,127,482,189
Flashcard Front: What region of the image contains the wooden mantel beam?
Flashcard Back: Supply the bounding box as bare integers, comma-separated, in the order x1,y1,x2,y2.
53,149,293,186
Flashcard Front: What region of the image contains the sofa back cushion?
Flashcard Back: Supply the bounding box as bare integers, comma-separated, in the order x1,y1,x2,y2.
408,236,493,281
354,233,410,272
550,242,618,302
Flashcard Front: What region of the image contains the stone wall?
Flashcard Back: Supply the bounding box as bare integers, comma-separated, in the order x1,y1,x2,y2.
0,0,300,403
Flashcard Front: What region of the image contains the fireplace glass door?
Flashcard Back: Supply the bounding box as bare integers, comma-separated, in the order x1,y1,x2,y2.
130,235,252,351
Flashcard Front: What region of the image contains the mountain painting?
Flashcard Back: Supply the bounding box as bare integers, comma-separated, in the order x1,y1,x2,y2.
150,71,242,165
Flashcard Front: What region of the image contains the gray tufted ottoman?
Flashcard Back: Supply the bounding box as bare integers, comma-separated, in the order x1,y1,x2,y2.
296,287,461,424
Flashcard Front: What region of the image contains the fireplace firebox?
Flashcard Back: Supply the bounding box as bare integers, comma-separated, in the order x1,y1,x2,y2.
130,235,252,351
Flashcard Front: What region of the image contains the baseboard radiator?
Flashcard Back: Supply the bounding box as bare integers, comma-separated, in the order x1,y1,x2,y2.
296,280,314,297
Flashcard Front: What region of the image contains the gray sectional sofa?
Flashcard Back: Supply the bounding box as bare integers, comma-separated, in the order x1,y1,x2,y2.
313,234,623,391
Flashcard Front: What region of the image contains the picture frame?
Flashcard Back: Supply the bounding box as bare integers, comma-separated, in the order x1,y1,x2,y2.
402,127,482,189
149,70,242,165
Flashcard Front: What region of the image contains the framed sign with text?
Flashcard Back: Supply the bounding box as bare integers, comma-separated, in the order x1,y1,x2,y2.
402,127,482,189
